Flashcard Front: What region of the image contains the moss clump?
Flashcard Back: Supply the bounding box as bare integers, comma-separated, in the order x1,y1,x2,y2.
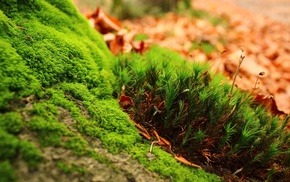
0,160,16,182
0,0,112,91
0,130,19,160
19,141,43,169
112,46,290,181
64,136,88,156
0,112,23,134
0,39,40,110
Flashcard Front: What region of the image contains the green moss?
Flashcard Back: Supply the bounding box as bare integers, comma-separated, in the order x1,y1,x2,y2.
1,0,115,177
56,161,86,174
0,39,40,110
43,72,219,180
0,130,19,160
48,84,141,153
25,101,73,147
0,160,16,182
64,135,88,156
0,112,23,134
0,0,112,89
19,141,43,169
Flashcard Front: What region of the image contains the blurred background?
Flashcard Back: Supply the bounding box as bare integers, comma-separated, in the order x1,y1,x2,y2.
74,0,290,24
73,0,290,113
73,0,190,19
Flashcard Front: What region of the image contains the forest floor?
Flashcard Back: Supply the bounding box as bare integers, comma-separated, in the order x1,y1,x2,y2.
192,0,290,114
74,0,290,112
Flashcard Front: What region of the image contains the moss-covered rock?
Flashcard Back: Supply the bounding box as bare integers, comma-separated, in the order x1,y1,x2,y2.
0,0,125,181
0,1,220,181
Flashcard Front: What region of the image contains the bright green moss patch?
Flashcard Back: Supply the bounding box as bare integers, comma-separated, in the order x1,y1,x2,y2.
64,135,88,156
26,101,73,147
0,0,117,179
47,83,141,154
0,39,41,110
0,0,112,89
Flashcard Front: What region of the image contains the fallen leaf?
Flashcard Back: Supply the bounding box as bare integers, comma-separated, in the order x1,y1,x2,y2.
119,95,133,110
252,94,286,118
110,34,124,55
87,7,121,34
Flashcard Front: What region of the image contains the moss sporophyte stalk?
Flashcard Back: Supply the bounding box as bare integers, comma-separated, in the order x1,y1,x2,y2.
1,0,289,181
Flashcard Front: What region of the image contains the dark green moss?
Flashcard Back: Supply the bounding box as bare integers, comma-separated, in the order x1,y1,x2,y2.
0,160,16,182
112,45,290,181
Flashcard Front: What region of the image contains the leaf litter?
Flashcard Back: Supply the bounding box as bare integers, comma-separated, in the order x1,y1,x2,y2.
85,2,289,121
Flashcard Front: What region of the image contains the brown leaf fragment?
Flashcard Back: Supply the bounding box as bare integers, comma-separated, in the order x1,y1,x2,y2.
109,34,124,55
132,40,146,54
252,94,286,118
119,86,134,110
87,7,121,34
119,95,133,110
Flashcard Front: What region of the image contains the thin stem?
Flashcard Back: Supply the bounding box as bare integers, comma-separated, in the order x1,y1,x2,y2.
229,50,245,100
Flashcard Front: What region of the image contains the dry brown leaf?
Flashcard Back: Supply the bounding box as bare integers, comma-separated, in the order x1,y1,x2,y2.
119,94,133,110
87,7,121,34
252,94,286,117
